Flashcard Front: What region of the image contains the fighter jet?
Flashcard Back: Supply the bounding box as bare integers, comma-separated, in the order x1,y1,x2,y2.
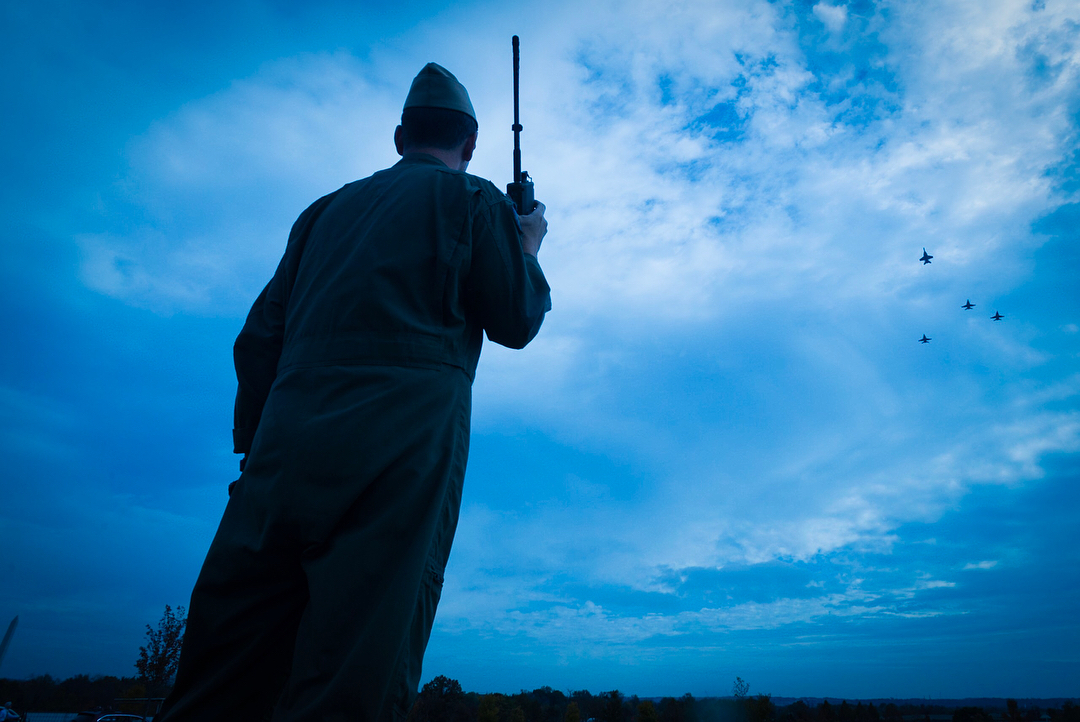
962,300,975,309
919,335,931,343
992,311,1003,321
920,248,933,264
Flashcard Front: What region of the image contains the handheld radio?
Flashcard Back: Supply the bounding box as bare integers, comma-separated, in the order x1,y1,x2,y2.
506,35,536,215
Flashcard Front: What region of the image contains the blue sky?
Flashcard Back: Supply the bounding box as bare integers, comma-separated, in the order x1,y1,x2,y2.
1,0,1079,700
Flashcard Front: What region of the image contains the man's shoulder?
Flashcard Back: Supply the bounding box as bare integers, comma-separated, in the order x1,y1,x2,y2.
402,164,513,213
338,159,514,217
397,160,503,197
460,171,512,209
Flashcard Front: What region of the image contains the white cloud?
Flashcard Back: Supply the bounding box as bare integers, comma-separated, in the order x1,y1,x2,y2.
435,575,973,655
812,3,848,34
77,51,404,314
964,560,998,570
78,0,1078,331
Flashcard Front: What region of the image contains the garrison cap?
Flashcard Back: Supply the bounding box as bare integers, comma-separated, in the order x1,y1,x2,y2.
403,63,476,122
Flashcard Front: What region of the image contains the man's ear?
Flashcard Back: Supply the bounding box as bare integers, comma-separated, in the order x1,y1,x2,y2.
394,125,405,156
461,132,477,163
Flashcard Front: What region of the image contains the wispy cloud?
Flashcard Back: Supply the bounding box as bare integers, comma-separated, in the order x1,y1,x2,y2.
963,560,998,571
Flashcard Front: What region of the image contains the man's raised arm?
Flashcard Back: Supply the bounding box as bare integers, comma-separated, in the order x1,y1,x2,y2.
467,197,551,349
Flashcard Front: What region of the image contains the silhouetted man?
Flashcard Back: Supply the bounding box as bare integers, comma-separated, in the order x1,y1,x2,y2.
156,63,550,722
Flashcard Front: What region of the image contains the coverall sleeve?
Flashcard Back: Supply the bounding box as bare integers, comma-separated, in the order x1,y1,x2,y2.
232,192,337,454
467,195,552,349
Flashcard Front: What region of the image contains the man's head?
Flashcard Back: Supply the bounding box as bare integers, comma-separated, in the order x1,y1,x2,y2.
395,63,478,170
399,107,477,152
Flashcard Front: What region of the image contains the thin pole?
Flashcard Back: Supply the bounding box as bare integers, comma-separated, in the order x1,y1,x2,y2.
0,616,17,671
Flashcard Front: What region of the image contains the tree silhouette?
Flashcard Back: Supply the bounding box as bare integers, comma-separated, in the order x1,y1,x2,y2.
639,700,659,722
565,701,581,722
953,707,992,722
134,605,186,696
1056,702,1080,722
601,690,626,722
881,704,902,722
409,675,470,722
786,700,812,722
733,678,750,699
571,690,597,721
658,694,698,722
478,693,499,722
748,694,775,722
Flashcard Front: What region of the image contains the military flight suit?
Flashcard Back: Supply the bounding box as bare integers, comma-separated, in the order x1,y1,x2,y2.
156,153,551,722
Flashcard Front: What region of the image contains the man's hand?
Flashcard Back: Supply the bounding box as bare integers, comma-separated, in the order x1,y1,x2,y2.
519,201,547,257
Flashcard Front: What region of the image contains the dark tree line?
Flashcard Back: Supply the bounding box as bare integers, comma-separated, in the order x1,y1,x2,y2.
4,667,1078,722
407,676,791,722
781,699,891,722
0,675,146,713
404,678,1080,722
405,678,751,722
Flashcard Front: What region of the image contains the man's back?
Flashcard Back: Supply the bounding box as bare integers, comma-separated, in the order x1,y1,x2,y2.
234,151,549,544
231,154,550,456
281,154,546,373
